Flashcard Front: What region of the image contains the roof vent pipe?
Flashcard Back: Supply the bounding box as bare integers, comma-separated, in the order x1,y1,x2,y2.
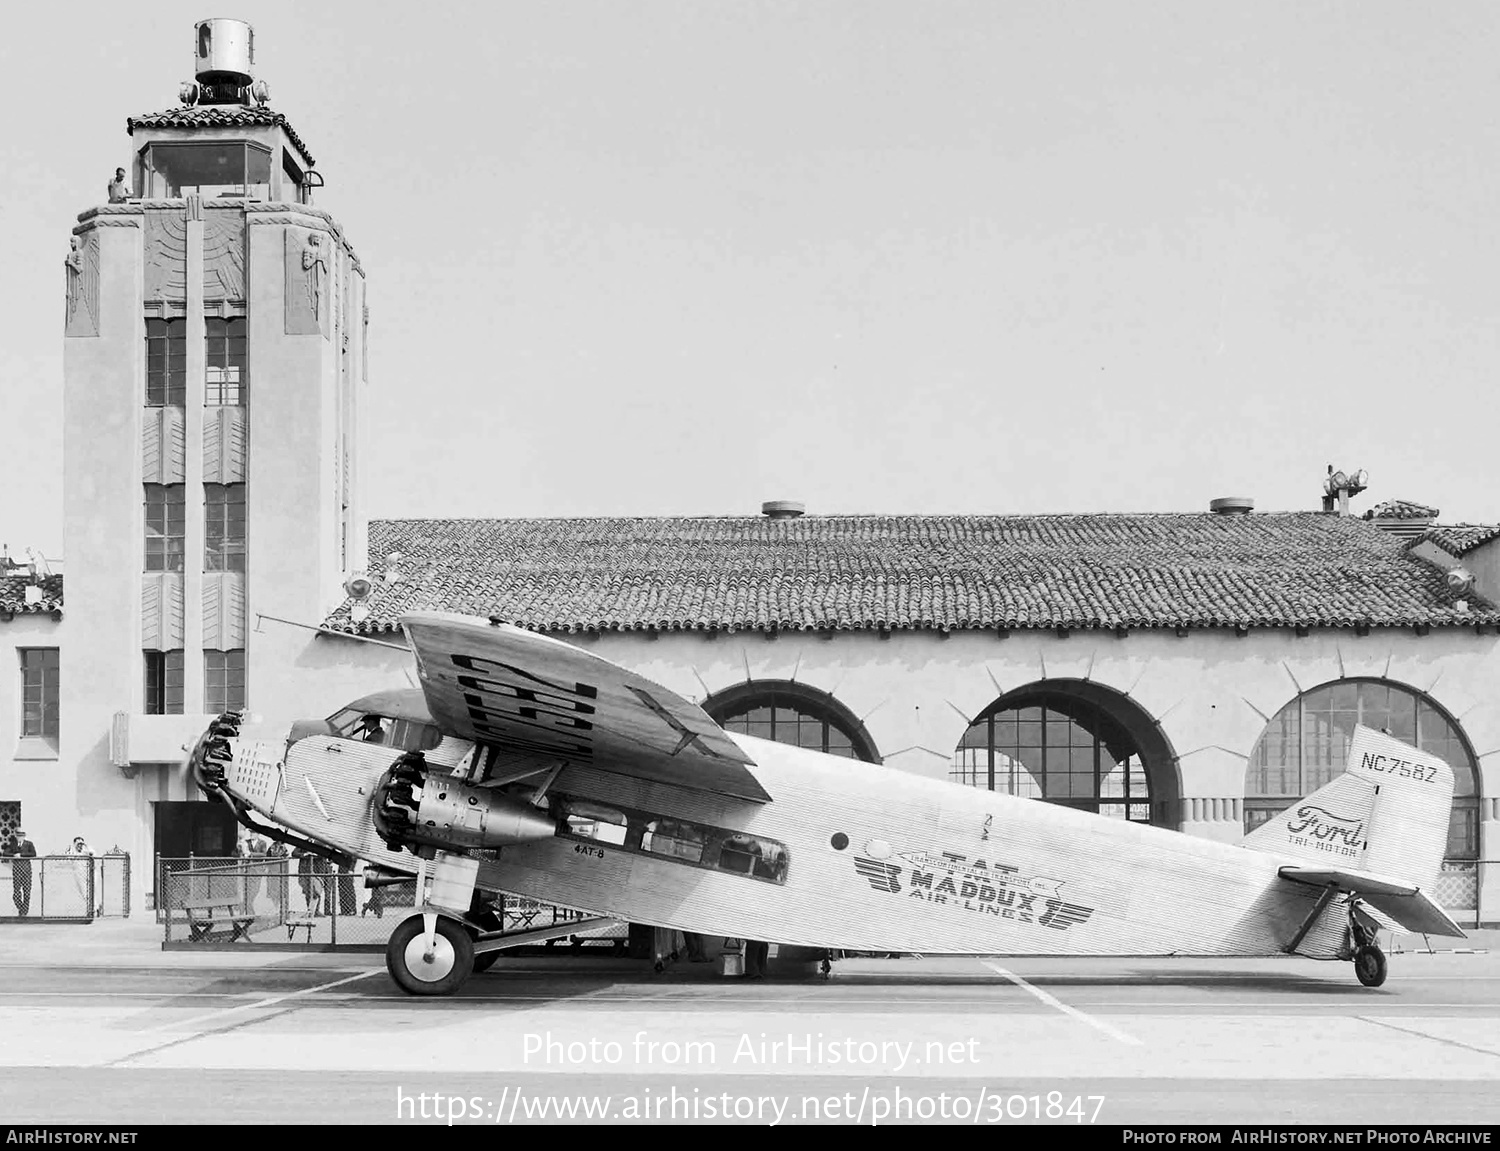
1209,497,1254,515
761,501,805,520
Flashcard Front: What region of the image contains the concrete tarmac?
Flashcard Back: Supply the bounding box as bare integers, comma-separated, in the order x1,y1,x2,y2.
0,921,1498,1126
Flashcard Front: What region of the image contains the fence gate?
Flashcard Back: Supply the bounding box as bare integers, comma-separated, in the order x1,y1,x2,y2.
1,854,130,921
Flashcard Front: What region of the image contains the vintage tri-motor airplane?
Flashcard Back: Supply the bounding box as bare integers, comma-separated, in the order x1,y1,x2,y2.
187,611,1466,996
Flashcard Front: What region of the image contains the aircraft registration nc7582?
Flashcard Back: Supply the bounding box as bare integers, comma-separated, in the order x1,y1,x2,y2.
186,611,1466,997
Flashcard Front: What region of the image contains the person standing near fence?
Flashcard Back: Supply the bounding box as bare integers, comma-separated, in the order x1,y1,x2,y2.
337,857,357,916
240,834,268,913
294,846,322,916
312,853,334,915
65,836,97,917
5,829,36,916
266,840,289,915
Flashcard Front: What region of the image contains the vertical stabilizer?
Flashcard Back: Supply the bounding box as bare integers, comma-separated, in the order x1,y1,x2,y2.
1244,725,1453,889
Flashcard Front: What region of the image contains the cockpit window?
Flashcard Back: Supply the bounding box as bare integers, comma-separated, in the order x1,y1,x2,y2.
326,708,442,752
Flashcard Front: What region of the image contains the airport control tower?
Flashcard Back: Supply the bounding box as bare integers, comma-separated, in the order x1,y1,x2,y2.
58,20,369,881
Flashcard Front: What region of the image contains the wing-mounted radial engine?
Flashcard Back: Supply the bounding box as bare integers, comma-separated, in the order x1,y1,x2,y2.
372,751,558,856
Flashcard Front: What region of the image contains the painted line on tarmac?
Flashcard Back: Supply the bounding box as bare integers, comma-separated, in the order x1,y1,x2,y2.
99,971,387,1069
981,961,1142,1045
1356,1016,1500,1060
143,968,384,1032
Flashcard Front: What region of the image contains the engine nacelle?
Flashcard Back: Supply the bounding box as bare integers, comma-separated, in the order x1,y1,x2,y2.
373,752,558,854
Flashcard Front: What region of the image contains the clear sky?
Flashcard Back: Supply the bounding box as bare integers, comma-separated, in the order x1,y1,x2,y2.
3,2,1498,563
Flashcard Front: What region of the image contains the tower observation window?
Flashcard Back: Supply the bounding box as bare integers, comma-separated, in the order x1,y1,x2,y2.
139,142,271,200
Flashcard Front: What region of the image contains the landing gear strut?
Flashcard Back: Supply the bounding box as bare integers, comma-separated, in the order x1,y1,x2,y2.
1348,898,1387,989
385,850,483,996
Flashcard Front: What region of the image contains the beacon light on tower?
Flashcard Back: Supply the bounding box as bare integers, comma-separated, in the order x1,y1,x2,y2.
179,18,269,107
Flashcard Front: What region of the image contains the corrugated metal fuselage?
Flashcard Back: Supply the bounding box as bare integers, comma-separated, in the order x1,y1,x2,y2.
232,731,1351,961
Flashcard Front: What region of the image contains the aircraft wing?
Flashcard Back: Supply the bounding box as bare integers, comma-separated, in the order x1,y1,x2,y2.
400,612,770,804
1278,864,1467,939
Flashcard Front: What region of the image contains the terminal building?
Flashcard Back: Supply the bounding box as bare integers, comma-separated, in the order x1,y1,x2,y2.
3,21,1498,924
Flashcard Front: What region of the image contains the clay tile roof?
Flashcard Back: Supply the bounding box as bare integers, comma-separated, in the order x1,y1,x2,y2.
1415,523,1500,558
0,574,63,617
127,105,315,166
1364,499,1439,520
316,512,1500,637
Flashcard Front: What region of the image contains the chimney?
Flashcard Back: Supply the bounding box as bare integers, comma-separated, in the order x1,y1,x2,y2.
1209,497,1253,515
761,501,805,521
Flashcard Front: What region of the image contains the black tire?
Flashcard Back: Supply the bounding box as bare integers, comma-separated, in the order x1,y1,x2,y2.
473,950,501,974
386,914,475,996
1354,944,1387,988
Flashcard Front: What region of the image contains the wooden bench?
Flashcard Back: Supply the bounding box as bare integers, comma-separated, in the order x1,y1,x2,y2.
186,905,256,942
285,917,316,942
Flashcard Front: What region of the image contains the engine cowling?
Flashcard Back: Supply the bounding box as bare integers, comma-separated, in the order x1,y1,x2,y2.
373,752,559,854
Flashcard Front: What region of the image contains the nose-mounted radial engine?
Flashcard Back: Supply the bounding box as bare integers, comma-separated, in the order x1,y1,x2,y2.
372,751,558,856
189,710,245,800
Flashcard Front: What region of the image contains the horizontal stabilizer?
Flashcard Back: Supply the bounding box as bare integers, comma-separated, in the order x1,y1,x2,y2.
1279,864,1467,939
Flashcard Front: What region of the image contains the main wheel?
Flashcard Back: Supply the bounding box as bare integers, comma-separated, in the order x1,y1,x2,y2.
386,914,475,996
1354,944,1387,988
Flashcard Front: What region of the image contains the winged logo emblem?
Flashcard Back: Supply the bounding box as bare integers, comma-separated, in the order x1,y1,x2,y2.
1038,901,1094,931
854,856,903,894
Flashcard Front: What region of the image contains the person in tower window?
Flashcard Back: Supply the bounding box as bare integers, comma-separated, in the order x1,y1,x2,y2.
107,168,131,203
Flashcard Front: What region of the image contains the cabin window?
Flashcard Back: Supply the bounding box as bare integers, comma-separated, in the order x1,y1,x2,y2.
552,794,788,884
557,799,628,846
717,833,788,881
642,819,704,863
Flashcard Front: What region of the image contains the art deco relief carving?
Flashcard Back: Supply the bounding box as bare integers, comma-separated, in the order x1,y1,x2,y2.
64,231,100,338
285,228,330,337
144,209,188,301
203,213,246,301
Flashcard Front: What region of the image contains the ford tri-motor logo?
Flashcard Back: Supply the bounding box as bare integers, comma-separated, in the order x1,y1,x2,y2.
1285,804,1366,857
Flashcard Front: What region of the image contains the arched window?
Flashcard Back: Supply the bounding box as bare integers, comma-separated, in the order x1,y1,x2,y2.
1246,679,1481,861
953,688,1155,823
704,681,880,763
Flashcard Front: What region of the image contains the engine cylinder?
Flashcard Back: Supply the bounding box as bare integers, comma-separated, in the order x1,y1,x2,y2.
373,753,558,854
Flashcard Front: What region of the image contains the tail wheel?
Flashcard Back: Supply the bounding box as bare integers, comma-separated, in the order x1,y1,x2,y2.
386,914,474,996
1354,944,1387,988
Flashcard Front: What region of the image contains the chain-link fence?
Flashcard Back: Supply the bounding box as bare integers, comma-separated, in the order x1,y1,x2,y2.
1,854,130,921
1436,858,1490,929
158,856,627,951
